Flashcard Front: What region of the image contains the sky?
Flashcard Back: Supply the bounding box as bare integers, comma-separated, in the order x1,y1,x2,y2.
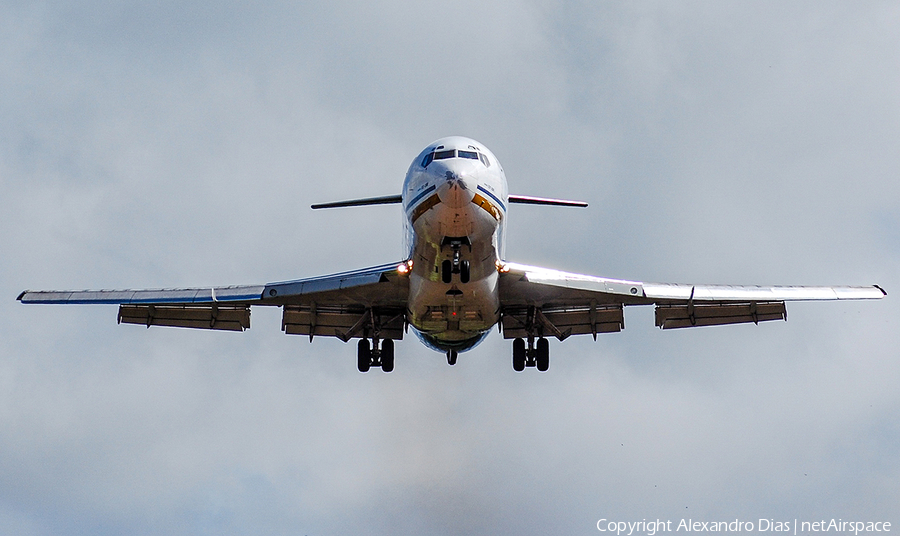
1,1,898,534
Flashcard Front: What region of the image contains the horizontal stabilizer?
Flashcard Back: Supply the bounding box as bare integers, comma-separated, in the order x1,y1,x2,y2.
311,194,587,209
311,195,402,209
508,195,587,207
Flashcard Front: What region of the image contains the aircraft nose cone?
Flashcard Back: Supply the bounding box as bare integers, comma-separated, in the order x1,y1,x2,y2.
437,170,476,208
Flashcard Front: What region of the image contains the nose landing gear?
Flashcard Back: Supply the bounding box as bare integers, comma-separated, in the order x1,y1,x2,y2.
441,260,470,284
440,237,471,284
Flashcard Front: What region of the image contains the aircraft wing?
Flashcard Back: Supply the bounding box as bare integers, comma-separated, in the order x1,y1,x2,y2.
18,262,410,339
498,262,886,339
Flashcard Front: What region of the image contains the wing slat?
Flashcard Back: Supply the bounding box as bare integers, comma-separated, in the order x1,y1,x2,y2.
643,282,885,302
18,286,266,305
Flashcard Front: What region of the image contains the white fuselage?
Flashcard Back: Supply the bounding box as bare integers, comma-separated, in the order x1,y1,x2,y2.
402,137,508,352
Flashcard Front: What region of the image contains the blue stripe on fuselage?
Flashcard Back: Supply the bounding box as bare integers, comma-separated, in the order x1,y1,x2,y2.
406,184,437,211
476,185,506,212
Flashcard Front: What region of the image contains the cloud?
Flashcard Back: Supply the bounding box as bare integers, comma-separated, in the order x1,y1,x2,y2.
1,1,897,534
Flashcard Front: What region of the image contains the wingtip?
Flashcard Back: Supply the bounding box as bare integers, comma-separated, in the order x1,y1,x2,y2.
874,285,887,296
16,290,26,301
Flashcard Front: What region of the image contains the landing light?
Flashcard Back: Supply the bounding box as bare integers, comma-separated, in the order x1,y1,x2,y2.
397,260,413,275
495,260,510,273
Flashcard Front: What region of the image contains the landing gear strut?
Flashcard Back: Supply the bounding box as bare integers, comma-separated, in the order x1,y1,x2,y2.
511,337,550,372
357,338,395,373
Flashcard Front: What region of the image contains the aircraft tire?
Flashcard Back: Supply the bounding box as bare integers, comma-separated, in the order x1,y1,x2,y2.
357,339,371,373
460,260,470,283
447,349,458,366
441,260,452,283
381,339,395,373
536,338,549,372
512,338,526,372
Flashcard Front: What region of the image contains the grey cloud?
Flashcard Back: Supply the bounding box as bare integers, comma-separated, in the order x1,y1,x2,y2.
1,1,897,534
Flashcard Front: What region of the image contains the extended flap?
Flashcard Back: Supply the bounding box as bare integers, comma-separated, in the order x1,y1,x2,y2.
118,305,250,331
655,301,786,329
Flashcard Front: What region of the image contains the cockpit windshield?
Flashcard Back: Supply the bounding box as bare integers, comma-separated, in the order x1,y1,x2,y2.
421,148,491,168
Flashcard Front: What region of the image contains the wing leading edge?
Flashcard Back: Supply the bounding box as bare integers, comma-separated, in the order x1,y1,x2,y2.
18,262,409,337
16,285,267,306
498,262,885,338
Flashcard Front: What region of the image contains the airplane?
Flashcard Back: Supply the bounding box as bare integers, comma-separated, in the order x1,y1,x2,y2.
18,136,886,373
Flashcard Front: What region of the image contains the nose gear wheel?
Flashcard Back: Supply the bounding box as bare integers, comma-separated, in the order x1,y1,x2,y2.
440,237,471,284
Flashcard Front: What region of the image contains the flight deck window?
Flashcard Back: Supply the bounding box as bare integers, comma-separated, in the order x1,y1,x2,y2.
421,152,434,167
433,150,456,160
479,153,490,167
458,150,478,160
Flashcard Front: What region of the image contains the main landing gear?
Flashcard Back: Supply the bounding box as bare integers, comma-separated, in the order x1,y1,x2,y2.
512,337,549,372
357,338,394,373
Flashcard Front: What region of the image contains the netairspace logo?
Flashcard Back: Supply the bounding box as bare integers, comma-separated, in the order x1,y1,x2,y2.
596,519,892,536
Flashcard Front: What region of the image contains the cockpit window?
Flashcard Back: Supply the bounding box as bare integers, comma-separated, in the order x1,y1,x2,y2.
421,148,491,168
